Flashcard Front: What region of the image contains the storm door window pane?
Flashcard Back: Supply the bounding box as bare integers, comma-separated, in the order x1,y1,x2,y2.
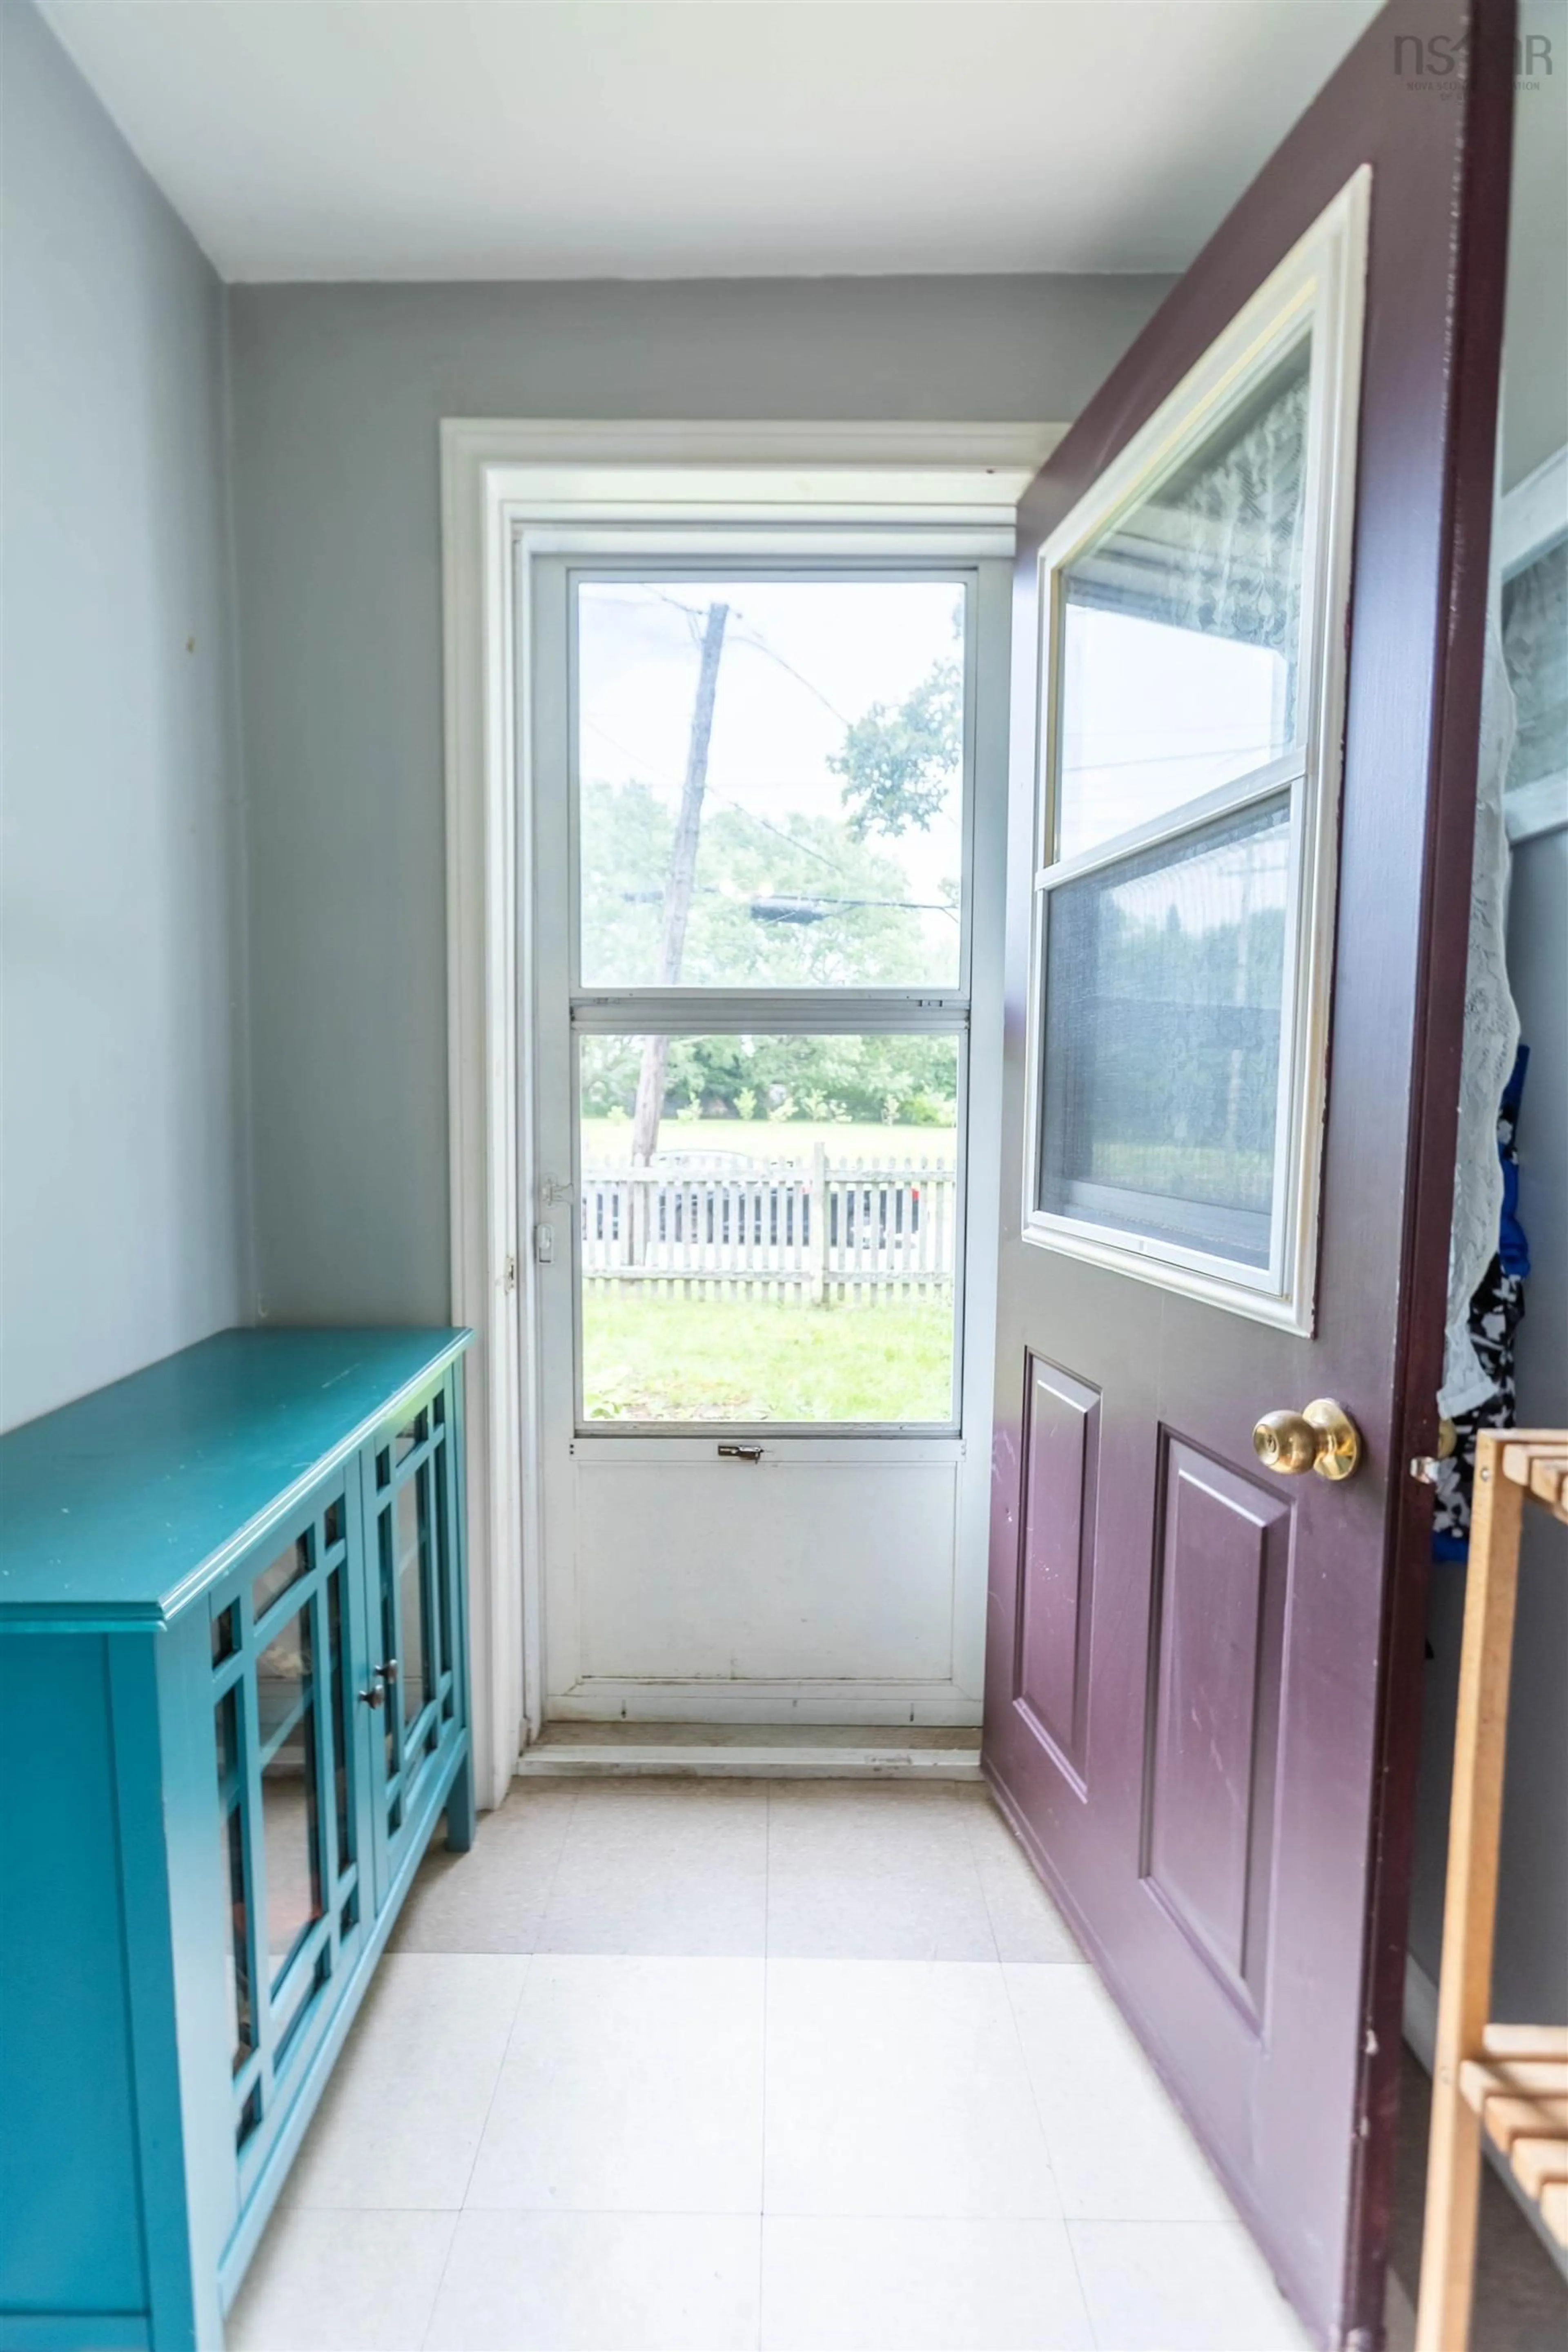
1038,799,1291,1270
1055,337,1311,861
578,1033,959,1423
577,578,966,990
256,1606,324,1988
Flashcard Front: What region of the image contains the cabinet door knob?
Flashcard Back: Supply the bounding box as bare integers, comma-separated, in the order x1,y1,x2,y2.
359,1682,384,1710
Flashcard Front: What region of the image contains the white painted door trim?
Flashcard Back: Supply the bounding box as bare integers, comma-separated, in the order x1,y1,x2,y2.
439,420,1058,1805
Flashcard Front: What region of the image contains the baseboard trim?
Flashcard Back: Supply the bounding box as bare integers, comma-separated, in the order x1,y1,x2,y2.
517,1742,983,1781
544,1682,984,1727
516,1722,983,1780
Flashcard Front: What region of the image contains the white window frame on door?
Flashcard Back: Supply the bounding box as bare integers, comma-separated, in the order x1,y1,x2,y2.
1022,170,1369,1335
440,422,1056,1804
1497,440,1568,847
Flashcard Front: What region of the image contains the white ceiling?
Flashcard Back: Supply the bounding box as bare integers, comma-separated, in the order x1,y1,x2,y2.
42,0,1381,284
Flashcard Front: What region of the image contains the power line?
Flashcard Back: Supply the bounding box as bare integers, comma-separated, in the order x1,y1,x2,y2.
581,717,855,884
639,587,851,724
749,893,958,927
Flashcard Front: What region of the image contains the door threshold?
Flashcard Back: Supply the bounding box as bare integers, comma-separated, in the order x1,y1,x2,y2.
516,1720,984,1781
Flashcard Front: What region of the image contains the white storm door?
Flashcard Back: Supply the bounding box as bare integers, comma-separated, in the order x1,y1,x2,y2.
528,549,1010,1720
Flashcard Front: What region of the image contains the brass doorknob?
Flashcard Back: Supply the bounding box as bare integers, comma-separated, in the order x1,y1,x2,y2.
1252,1399,1362,1481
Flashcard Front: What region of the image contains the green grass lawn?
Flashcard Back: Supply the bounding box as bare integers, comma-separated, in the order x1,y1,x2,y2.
580,1117,957,1170
582,1290,955,1423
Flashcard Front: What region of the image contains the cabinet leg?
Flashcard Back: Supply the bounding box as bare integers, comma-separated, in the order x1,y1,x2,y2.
445,1749,477,1852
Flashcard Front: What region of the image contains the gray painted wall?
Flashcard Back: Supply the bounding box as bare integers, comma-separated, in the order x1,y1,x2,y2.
227,274,1171,1322
0,4,249,1430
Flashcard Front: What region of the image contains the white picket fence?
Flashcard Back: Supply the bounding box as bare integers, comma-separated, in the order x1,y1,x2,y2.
580,1146,956,1304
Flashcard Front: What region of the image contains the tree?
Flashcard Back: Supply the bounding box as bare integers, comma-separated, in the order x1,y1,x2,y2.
581,622,965,1177
580,782,937,994
580,1029,958,1132
829,656,962,840
630,601,728,1167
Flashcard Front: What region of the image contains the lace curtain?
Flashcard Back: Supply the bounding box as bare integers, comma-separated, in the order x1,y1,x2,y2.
1439,533,1566,1417
1439,618,1521,1419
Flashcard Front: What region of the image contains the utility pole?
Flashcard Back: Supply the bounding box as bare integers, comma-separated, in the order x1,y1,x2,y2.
629,600,728,1178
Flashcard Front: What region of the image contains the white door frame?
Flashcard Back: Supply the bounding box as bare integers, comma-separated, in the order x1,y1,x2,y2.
439,421,1058,1806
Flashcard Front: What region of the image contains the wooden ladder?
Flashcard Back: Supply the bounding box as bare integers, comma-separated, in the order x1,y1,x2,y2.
1415,1430,1568,2350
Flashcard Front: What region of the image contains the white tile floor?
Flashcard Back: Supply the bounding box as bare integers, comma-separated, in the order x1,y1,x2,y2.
227,1778,1313,2352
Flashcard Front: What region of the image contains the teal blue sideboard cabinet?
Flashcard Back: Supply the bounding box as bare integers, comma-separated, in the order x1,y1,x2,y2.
0,1328,475,2352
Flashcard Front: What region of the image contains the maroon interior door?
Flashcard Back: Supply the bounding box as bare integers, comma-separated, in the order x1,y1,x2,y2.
982,4,1513,2345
